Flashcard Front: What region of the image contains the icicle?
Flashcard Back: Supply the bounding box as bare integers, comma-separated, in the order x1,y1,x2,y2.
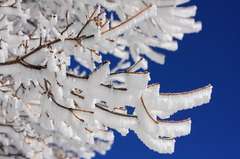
57,63,67,83
101,21,110,32
51,13,58,27
87,61,110,86
40,112,54,130
0,49,5,63
0,40,8,63
47,52,58,72
94,26,101,41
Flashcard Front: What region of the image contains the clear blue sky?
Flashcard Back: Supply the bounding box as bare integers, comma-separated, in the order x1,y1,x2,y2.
74,0,240,158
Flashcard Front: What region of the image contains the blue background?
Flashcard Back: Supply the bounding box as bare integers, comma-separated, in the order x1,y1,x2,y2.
77,0,240,158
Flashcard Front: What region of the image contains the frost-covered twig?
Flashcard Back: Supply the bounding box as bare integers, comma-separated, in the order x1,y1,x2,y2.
0,0,212,158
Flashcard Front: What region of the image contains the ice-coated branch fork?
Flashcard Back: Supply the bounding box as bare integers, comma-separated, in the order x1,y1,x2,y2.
0,0,212,158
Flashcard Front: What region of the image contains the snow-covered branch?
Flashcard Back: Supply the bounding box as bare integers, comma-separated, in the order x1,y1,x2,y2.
0,0,212,158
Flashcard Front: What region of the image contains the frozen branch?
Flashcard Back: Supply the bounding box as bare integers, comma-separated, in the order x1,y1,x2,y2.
0,0,212,158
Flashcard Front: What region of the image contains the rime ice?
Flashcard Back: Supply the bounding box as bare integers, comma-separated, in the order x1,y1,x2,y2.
0,0,211,158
